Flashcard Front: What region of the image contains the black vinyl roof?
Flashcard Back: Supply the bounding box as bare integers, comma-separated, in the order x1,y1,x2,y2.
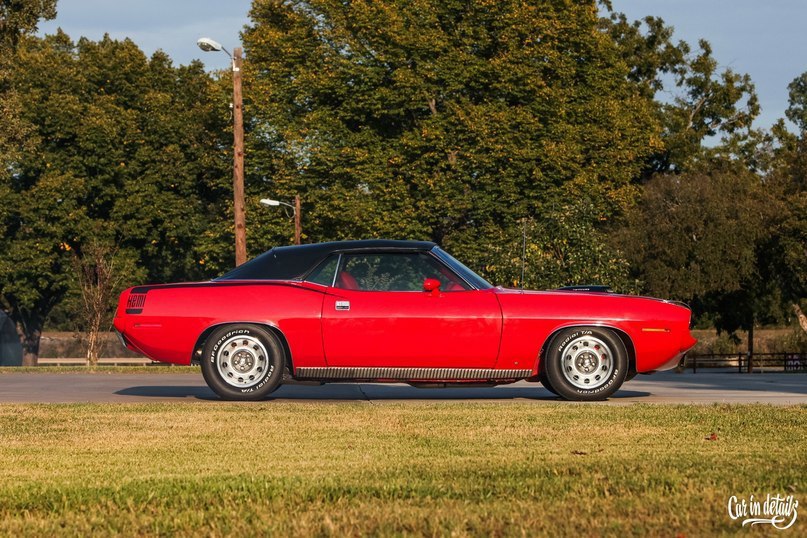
215,240,437,281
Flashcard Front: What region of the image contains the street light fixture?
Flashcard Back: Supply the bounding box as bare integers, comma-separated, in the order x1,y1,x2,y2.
260,195,302,245
197,36,247,266
196,37,226,54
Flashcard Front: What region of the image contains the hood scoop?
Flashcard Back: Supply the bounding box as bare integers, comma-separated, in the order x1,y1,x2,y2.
556,285,612,293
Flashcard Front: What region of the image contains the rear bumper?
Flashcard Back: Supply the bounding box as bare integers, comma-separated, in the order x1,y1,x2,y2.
113,325,147,356
114,328,127,349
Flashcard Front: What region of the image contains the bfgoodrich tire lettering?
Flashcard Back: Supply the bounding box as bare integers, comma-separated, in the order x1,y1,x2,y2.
544,327,628,401
201,324,285,401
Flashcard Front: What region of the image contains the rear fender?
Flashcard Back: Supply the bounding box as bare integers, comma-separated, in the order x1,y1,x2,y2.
193,322,293,372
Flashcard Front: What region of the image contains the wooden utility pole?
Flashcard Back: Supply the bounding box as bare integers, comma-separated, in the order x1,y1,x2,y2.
294,195,302,245
232,47,247,265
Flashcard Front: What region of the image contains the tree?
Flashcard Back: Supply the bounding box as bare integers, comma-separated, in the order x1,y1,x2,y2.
0,1,57,240
617,167,764,300
0,0,56,170
602,9,759,175
614,165,772,348
72,240,138,365
786,72,807,132
0,0,56,51
614,157,807,358
0,32,231,363
243,0,660,283
759,119,807,334
483,202,635,292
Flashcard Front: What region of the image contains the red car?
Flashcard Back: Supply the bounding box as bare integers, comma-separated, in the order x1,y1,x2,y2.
114,240,696,401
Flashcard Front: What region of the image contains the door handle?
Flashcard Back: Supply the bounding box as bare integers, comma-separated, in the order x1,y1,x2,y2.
335,300,350,311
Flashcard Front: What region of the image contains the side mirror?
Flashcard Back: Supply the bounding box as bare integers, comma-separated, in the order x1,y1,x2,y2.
423,278,441,296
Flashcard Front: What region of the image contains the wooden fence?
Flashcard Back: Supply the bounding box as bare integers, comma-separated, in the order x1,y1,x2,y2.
682,352,807,373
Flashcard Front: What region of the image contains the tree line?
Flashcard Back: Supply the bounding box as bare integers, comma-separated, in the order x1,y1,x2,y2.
1,0,805,364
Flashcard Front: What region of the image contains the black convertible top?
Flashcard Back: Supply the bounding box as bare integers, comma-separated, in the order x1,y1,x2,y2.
215,240,436,281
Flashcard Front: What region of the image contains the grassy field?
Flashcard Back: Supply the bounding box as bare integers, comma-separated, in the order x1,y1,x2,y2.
0,403,804,537
691,327,807,355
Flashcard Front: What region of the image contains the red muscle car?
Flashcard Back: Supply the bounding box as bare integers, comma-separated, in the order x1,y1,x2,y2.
113,240,696,401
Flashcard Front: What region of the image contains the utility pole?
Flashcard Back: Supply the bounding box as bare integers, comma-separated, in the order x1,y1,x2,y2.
197,38,248,266
259,196,303,245
232,47,246,265
294,194,302,245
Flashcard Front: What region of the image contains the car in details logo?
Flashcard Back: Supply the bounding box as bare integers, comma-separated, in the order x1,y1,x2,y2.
727,494,799,530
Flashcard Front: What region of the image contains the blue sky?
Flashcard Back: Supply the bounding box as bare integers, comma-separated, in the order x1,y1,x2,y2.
38,0,807,131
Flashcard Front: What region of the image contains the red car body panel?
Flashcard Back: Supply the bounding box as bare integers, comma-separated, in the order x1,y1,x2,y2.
113,241,697,383
322,288,501,368
116,282,328,367
494,289,695,373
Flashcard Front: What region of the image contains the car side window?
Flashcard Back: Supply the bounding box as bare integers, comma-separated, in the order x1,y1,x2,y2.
305,255,339,286
335,253,469,291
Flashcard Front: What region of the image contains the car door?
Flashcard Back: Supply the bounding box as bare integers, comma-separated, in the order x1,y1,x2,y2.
320,251,502,368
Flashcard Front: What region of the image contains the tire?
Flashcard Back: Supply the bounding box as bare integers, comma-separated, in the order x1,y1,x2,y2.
538,370,560,396
544,327,628,401
201,324,285,400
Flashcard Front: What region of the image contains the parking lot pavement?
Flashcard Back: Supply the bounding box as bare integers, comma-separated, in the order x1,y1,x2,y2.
0,370,805,404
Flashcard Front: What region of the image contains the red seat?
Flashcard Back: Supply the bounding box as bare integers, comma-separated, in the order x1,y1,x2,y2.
337,272,360,290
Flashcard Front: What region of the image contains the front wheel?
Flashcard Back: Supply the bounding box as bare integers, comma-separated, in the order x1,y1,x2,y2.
544,327,628,401
201,324,285,400
538,370,560,396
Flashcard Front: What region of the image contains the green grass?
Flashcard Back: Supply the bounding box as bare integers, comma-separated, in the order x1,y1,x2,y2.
0,403,804,536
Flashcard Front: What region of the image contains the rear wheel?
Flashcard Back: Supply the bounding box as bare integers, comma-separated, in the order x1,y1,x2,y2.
201,324,285,400
544,327,628,401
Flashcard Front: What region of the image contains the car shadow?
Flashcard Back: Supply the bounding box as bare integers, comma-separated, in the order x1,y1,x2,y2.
115,384,652,401
115,385,219,400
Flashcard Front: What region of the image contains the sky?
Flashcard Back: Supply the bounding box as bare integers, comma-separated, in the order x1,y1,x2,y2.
37,0,807,131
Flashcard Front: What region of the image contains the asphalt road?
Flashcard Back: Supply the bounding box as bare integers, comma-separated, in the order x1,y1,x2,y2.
0,370,805,404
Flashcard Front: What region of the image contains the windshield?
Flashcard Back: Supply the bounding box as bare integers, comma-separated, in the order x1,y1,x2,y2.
432,247,493,290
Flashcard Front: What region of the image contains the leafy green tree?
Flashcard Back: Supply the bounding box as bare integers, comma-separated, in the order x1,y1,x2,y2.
0,0,56,156
616,166,765,303
243,0,660,283
0,0,56,363
0,0,57,194
759,123,807,328
0,32,230,363
786,72,807,132
484,202,635,292
0,0,56,51
602,9,759,175
614,161,806,355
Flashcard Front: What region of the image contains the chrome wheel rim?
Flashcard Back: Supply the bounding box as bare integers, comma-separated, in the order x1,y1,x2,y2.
216,334,270,388
560,336,614,390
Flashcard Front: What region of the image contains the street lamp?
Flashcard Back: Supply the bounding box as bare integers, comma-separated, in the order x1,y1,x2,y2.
260,195,302,245
197,36,247,266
